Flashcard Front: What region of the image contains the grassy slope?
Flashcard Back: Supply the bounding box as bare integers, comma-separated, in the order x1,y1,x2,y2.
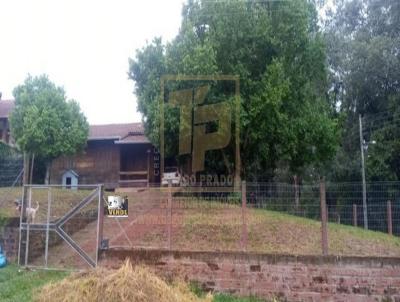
249,209,400,255
0,187,23,221
0,265,67,302
2,187,400,256
0,187,95,222
171,203,400,256
0,187,145,221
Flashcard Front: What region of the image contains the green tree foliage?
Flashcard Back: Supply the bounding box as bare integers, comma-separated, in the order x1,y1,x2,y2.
129,0,338,181
10,75,89,183
325,0,400,181
0,141,15,158
367,107,400,181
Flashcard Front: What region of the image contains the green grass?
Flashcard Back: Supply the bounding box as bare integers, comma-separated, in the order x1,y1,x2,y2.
0,264,68,302
171,200,400,256
190,282,270,302
213,294,267,302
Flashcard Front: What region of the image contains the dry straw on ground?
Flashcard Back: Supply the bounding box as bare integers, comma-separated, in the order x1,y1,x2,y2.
35,260,212,302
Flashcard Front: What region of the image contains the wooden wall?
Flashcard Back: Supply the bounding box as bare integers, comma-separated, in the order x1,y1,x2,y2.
50,140,120,188
50,141,160,187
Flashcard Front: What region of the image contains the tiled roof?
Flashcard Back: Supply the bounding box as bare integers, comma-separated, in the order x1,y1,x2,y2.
0,100,15,118
89,123,144,139
0,100,150,145
89,123,149,144
115,133,150,144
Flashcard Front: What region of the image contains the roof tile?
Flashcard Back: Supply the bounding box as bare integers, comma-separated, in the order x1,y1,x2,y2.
89,123,145,139
0,100,15,118
0,100,149,144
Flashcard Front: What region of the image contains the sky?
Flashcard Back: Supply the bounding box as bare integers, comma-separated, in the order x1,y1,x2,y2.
1,0,334,125
0,0,184,125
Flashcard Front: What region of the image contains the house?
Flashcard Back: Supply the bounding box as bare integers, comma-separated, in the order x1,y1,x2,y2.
50,123,160,189
0,99,160,188
0,99,23,186
0,99,14,145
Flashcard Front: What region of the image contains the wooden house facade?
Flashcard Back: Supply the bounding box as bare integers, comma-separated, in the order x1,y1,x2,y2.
50,123,160,189
0,100,159,188
0,100,14,145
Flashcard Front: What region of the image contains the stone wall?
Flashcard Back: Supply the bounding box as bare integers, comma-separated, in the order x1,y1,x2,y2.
100,248,400,302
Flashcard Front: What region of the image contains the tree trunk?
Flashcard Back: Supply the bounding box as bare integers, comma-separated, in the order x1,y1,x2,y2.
221,149,233,176
294,174,300,209
22,153,30,212
23,153,29,185
23,152,35,185
29,153,35,184
45,161,52,185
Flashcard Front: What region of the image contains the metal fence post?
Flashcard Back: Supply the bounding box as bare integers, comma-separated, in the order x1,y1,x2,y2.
320,178,328,256
241,181,248,251
359,114,369,230
387,200,393,236
24,186,32,266
17,185,26,266
167,180,172,250
44,187,52,268
96,185,104,266
353,204,358,227
19,153,29,266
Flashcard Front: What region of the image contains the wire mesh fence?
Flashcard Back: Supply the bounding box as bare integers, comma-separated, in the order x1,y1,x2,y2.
102,186,245,252
246,182,321,219
325,182,400,234
247,181,400,235
2,180,400,270
100,181,400,257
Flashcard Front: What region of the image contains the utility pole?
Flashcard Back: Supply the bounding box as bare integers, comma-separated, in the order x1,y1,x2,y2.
359,114,368,229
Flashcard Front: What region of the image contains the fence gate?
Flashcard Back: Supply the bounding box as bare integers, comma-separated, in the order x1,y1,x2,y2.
18,184,103,270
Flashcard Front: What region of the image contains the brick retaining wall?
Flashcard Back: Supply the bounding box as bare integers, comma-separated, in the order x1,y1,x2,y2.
0,218,20,260
100,248,400,302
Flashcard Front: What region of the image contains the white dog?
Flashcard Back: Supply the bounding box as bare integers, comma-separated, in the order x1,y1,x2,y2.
15,199,40,223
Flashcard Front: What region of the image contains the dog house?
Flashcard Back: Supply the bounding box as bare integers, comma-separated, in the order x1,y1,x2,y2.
62,169,79,189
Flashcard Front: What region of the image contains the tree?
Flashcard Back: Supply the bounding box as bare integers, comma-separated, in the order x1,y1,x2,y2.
129,0,338,183
325,0,400,182
10,75,89,184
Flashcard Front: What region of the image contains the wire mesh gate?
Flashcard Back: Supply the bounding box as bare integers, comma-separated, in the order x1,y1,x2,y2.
18,184,102,270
